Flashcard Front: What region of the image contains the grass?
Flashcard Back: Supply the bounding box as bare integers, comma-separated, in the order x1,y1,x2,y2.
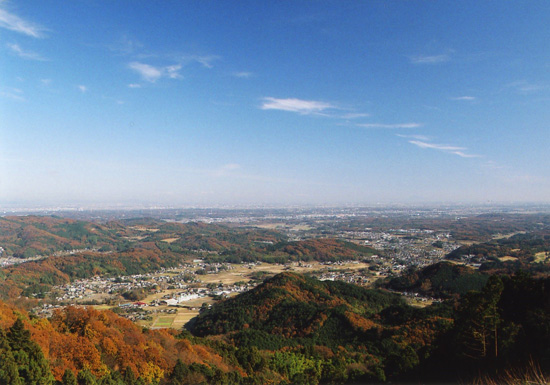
534,252,549,263
474,361,549,385
154,317,174,328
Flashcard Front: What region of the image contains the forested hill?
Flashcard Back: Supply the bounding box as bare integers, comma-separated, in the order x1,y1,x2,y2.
188,272,405,339
188,271,550,383
0,215,285,259
445,232,550,274
0,216,376,261
382,261,489,298
0,215,122,258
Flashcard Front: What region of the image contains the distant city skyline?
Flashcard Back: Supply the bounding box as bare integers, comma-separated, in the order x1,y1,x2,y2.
2,1,549,207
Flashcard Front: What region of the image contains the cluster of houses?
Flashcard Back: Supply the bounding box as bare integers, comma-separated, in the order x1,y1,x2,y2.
51,273,163,302
151,281,254,307
0,254,45,267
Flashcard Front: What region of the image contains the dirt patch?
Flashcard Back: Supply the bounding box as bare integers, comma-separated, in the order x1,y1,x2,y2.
161,238,180,243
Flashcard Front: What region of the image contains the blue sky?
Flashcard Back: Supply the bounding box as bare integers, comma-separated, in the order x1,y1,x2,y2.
1,1,549,207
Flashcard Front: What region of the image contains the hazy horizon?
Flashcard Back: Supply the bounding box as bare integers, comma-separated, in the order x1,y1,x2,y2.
2,1,549,207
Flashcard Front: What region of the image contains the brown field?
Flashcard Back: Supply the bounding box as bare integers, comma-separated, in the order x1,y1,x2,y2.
499,256,518,262
254,223,312,231
492,232,526,240
130,226,160,232
161,238,180,243
254,223,282,229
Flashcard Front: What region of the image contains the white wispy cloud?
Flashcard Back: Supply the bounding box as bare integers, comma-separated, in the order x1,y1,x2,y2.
193,55,219,68
0,6,46,37
165,64,182,79
40,79,52,86
128,62,183,82
450,96,476,101
129,62,162,82
396,134,431,141
78,85,87,93
341,113,370,119
212,163,242,177
233,71,254,78
128,83,141,89
171,54,220,69
109,35,143,55
261,97,336,115
506,80,547,93
483,160,504,170
7,43,47,60
408,140,480,158
410,54,450,64
358,122,422,129
0,87,25,101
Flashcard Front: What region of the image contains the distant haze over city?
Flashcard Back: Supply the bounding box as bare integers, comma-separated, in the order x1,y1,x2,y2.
2,2,549,206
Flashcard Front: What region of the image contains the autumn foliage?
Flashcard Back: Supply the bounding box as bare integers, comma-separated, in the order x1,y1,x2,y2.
0,302,238,383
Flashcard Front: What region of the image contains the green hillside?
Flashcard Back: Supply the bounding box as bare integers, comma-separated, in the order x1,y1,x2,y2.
189,272,404,341
383,261,489,298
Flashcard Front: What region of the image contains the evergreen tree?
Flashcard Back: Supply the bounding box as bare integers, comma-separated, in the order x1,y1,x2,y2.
7,319,32,351
97,372,118,385
7,318,54,385
122,367,136,385
62,369,78,385
457,275,504,360
77,369,97,385
0,327,22,385
167,359,189,385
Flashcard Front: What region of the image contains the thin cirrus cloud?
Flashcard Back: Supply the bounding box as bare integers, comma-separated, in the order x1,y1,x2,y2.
506,80,547,93
191,55,218,69
233,71,254,78
450,96,476,101
341,113,370,119
396,134,431,141
173,54,220,69
210,163,242,177
0,87,25,101
409,54,450,64
128,62,182,83
260,97,336,115
109,35,143,55
7,43,47,61
0,7,46,38
408,140,480,158
358,122,422,129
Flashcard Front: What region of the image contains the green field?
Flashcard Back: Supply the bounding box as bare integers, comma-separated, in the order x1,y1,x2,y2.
153,317,174,328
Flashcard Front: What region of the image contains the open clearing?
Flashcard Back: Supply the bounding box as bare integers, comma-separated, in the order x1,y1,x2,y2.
161,238,180,243
534,252,549,263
